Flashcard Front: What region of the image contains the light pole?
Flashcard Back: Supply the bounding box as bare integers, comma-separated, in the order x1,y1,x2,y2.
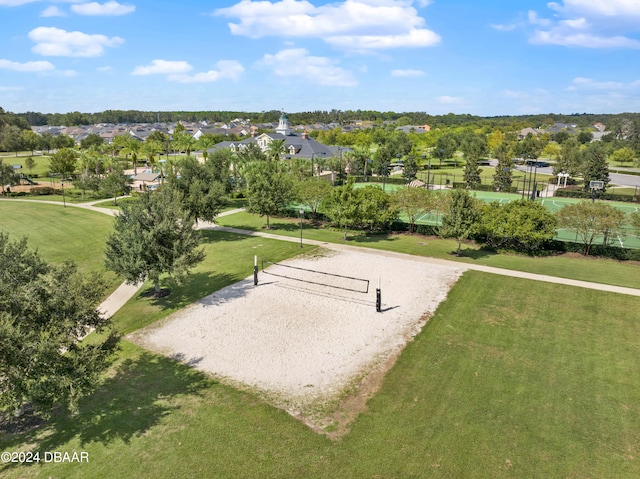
61,179,66,208
299,208,304,248
426,158,432,189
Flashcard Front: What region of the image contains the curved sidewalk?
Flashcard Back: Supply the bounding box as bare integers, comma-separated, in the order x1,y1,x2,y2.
200,223,640,298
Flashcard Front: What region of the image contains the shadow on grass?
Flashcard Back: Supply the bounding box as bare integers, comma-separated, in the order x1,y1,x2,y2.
351,234,400,245
142,271,240,312
199,230,258,242
457,248,498,260
0,350,213,471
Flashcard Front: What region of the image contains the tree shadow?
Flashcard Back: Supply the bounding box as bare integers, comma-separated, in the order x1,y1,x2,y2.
351,234,400,245
0,350,213,469
144,271,240,311
199,230,258,242
456,247,498,260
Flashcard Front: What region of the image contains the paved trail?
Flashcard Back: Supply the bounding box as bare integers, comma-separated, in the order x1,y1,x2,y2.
4,197,640,322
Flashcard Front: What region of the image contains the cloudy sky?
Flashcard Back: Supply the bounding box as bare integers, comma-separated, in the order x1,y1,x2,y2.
1,0,639,115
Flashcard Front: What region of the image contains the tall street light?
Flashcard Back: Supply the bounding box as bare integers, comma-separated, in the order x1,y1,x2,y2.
61,179,66,208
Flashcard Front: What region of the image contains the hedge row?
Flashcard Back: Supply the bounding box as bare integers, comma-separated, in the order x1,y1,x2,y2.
350,176,408,185
555,189,639,203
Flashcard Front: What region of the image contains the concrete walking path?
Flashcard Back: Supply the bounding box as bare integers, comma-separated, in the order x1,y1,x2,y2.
4,197,640,321
199,223,640,298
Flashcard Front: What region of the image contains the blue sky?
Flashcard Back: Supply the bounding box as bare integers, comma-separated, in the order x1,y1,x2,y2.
1,0,639,116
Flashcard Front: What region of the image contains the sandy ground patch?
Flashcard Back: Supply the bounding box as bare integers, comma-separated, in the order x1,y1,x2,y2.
130,247,463,431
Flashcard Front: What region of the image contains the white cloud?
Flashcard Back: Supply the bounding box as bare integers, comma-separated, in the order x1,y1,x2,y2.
527,10,551,27
215,0,441,51
567,77,637,91
436,96,464,105
260,48,357,86
132,59,193,75
29,27,124,57
548,0,640,17
530,30,640,48
528,0,640,48
169,60,245,83
491,23,517,32
132,59,244,83
41,6,66,17
0,59,55,72
71,1,135,16
391,68,425,78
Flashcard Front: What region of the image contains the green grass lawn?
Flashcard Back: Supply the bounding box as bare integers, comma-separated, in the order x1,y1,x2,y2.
217,211,640,289
2,273,639,478
0,200,120,293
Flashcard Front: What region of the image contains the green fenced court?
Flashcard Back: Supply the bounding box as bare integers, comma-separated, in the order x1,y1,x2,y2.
409,190,640,249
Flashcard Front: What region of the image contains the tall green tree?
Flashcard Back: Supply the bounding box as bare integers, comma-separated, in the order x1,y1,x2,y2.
434,132,457,166
80,133,104,150
167,156,226,223
581,142,610,193
119,136,142,173
514,133,542,161
173,132,195,156
266,139,287,161
372,144,393,186
105,188,205,295
0,233,119,417
390,186,434,233
459,132,486,190
322,177,360,240
0,159,19,194
554,137,582,176
402,149,420,183
356,185,397,233
244,161,296,229
609,147,635,167
556,201,625,255
439,189,481,256
492,142,513,192
49,147,77,180
140,140,164,168
296,177,332,222
101,165,132,204
20,129,40,155
0,125,24,156
195,134,217,161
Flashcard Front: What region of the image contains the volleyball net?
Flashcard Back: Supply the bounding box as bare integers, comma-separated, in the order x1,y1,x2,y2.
261,260,370,294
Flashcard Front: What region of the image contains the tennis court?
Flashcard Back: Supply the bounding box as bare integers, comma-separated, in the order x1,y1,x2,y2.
408,190,640,249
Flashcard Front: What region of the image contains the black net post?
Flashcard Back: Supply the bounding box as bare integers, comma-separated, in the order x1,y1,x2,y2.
254,255,258,286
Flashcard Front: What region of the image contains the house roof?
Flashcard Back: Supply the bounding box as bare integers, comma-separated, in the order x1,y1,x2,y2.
133,172,161,182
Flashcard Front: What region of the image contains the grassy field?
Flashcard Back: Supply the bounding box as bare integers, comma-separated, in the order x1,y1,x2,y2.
1,272,639,478
217,211,640,289
0,200,120,293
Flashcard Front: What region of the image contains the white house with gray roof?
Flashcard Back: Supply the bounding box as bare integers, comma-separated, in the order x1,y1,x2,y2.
205,113,345,159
